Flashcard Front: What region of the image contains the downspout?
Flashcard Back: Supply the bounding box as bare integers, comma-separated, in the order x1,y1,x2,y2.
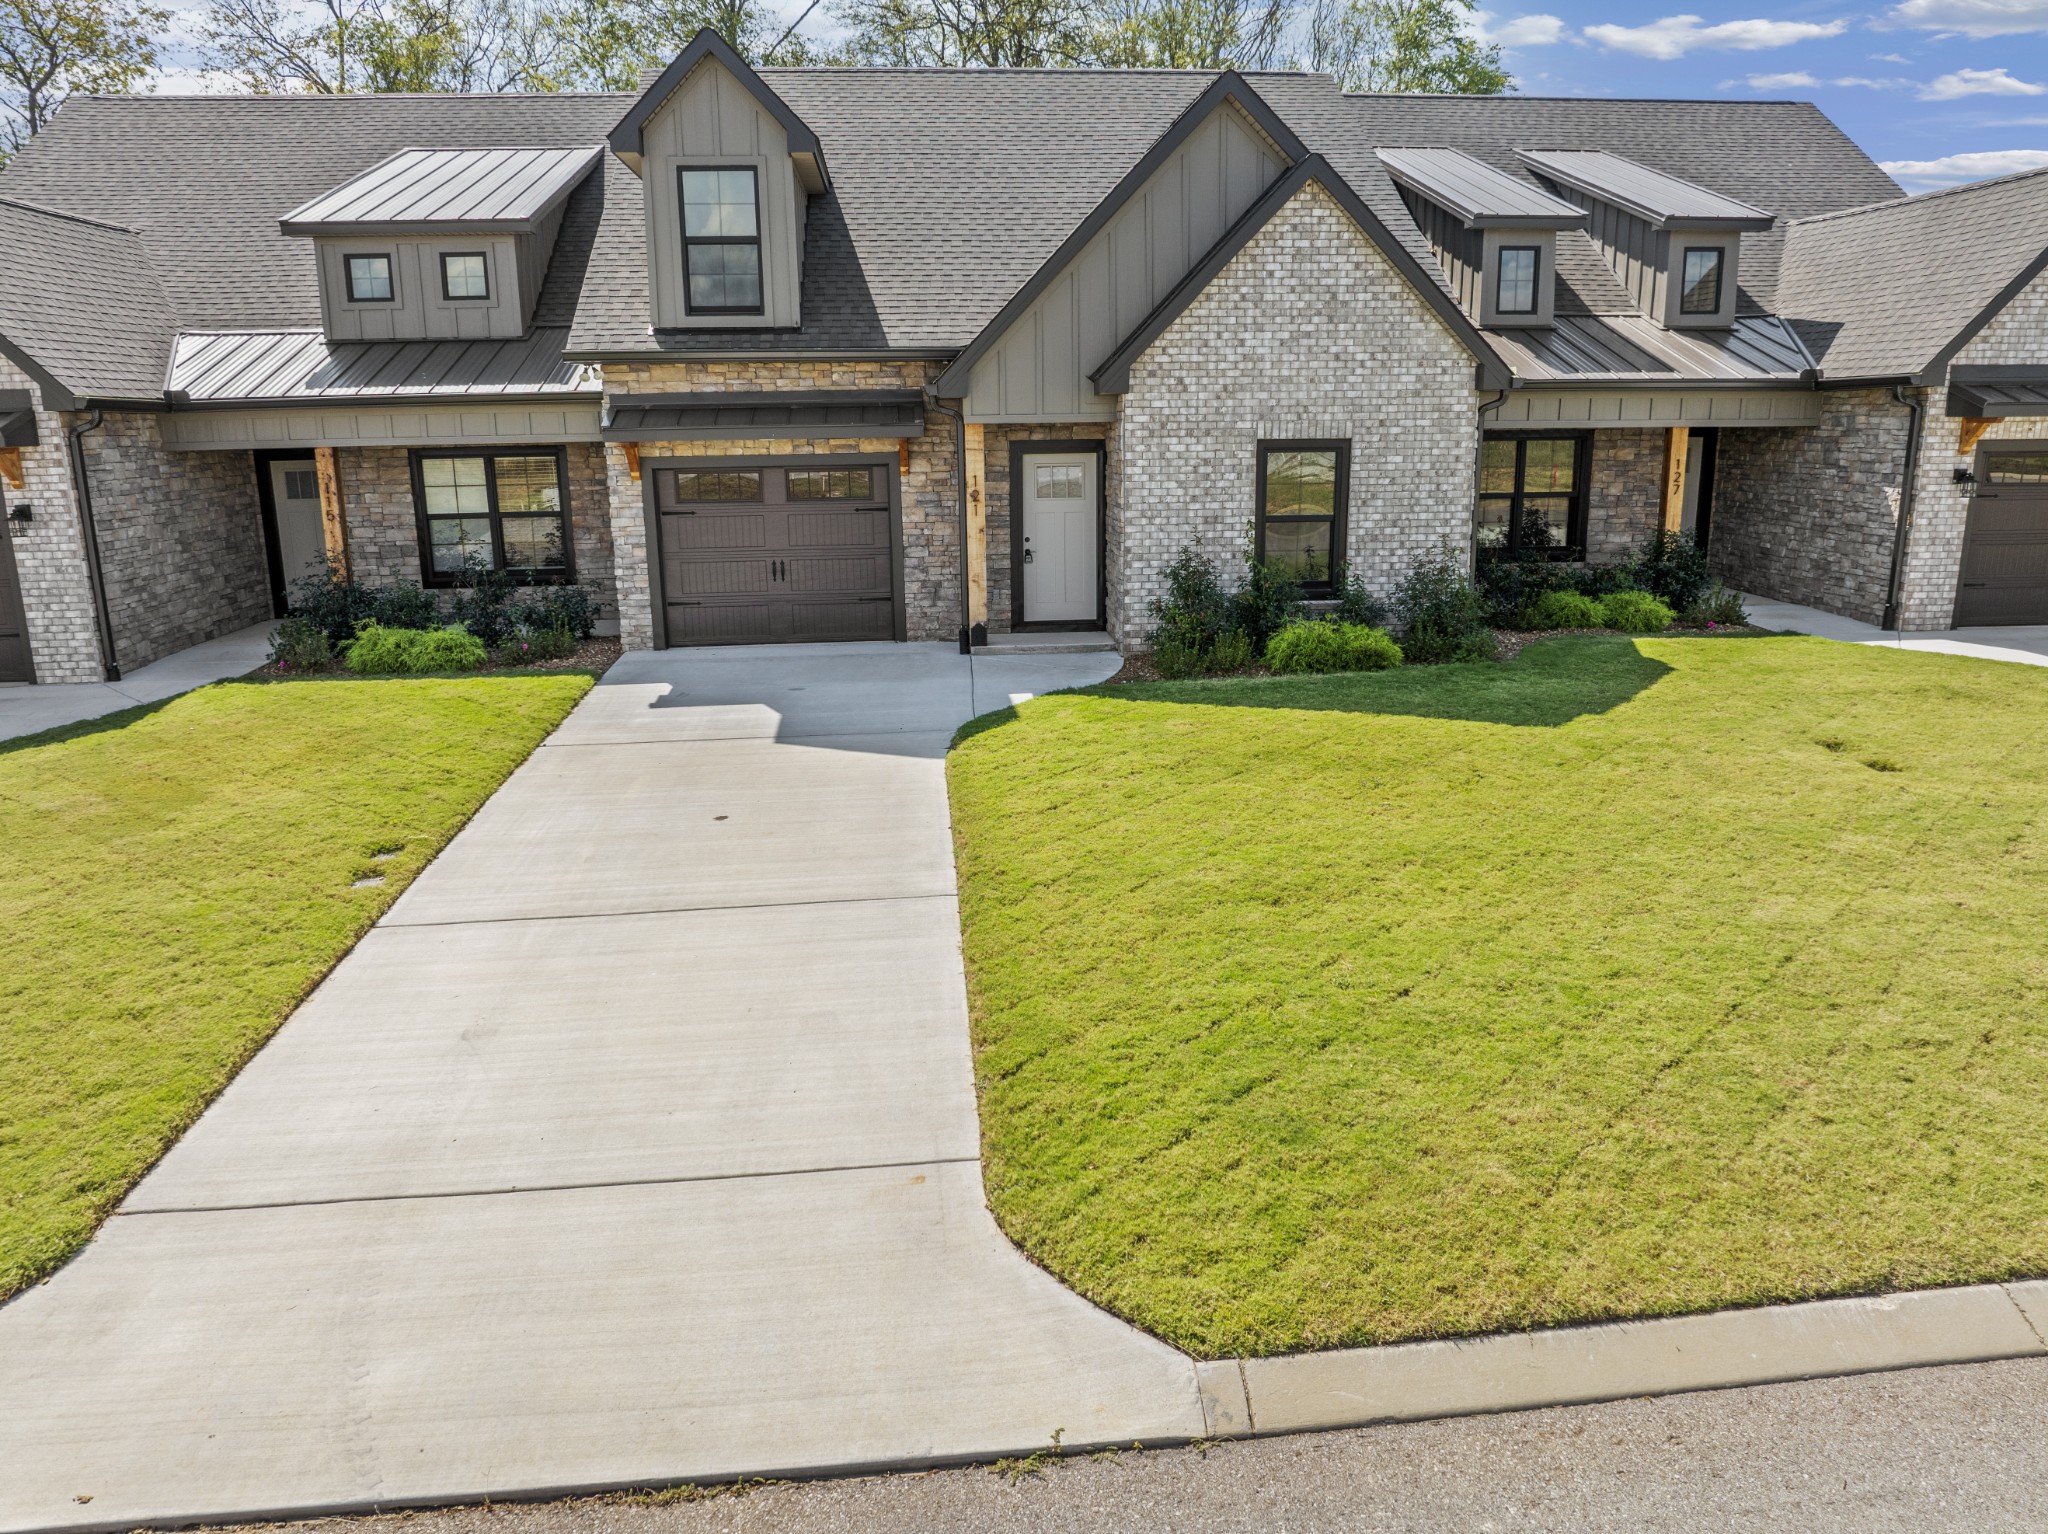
922,392,970,654
1880,384,1924,632
1473,389,1509,571
66,409,121,681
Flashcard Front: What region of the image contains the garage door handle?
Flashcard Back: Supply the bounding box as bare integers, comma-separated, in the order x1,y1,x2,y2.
857,596,891,602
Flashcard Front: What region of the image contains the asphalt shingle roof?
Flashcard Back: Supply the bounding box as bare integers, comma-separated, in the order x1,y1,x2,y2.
0,196,175,401
1774,166,2048,381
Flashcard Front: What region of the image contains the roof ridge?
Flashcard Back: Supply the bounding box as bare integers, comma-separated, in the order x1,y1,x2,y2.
1787,161,2048,226
1344,92,1823,105
0,193,139,235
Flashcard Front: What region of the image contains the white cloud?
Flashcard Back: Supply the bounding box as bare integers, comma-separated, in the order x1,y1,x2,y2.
1880,147,2048,186
1583,14,1850,59
1920,66,2048,97
1887,0,2048,36
1833,74,1911,86
1472,11,1570,47
1746,69,1819,87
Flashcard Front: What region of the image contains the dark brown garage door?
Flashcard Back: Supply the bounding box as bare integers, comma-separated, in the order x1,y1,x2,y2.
0,515,32,683
1956,447,2048,626
654,460,897,646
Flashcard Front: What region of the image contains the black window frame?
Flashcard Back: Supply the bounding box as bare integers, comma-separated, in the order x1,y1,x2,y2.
409,446,576,589
344,253,395,304
1679,246,1724,316
1255,438,1350,597
678,164,765,318
439,251,491,302
1495,244,1541,316
1478,432,1590,561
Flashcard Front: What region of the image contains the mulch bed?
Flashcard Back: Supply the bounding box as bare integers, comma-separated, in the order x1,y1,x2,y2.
255,636,622,681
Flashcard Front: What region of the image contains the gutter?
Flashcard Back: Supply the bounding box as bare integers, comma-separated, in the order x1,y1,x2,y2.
66,410,122,681
1880,384,1925,632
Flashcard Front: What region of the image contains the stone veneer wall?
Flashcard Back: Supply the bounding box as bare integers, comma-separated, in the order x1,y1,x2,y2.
1116,181,1481,645
79,417,270,673
0,359,102,682
1583,428,1665,565
599,360,958,648
337,442,615,621
981,422,1113,633
1708,389,1908,626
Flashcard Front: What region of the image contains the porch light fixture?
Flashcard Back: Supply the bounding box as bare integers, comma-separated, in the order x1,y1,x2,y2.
7,503,30,524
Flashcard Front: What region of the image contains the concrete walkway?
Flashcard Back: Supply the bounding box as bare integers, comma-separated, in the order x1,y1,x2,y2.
0,641,1206,1534
0,621,276,744
1744,595,2048,667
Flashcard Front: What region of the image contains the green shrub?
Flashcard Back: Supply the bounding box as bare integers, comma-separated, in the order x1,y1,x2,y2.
1331,569,1388,629
368,583,442,630
1205,628,1255,673
1598,590,1676,633
498,624,579,665
452,559,520,647
343,623,488,675
1681,584,1749,627
1265,620,1403,674
1229,559,1307,649
1152,634,1203,679
268,614,333,671
1148,546,1233,660
518,583,604,640
1621,529,1714,611
1394,544,1496,664
287,565,376,648
1527,589,1605,629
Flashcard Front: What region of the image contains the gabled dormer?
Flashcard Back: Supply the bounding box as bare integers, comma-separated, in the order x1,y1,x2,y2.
608,30,829,332
1377,147,1586,330
281,145,602,343
1515,150,1773,331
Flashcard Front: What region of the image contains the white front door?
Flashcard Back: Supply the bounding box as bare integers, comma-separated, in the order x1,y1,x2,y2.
268,460,327,592
1019,451,1099,624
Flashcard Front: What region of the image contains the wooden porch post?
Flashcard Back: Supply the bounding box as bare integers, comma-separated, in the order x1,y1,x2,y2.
963,421,988,640
313,445,350,584
1660,426,1690,534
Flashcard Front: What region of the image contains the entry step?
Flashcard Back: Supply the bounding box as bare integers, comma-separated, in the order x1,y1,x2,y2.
973,632,1120,656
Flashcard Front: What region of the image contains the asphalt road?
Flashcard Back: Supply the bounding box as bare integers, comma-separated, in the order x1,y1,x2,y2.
265,1357,2048,1534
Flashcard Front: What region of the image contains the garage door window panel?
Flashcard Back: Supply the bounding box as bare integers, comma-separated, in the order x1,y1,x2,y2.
415,450,573,586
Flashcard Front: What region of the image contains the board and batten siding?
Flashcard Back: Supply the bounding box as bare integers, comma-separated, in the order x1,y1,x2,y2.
962,102,1289,423
1399,189,1484,314
318,223,561,343
641,58,803,330
157,401,603,451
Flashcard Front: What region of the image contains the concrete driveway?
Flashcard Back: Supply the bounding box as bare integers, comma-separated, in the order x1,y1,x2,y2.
0,642,1205,1534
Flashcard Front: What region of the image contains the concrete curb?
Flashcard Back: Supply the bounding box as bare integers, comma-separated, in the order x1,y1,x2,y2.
1195,1280,2048,1439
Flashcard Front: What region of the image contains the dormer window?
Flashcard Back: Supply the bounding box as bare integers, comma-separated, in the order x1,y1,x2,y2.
346,254,393,303
1496,247,1540,316
441,252,490,301
1680,248,1723,315
681,167,763,315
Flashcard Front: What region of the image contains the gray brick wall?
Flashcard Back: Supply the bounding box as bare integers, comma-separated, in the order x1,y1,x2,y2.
982,423,1112,633
1709,388,1910,626
600,360,958,648
0,360,103,682
1116,181,1482,645
79,416,271,673
336,442,615,621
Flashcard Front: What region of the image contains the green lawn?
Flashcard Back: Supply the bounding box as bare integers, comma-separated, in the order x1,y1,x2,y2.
948,636,2048,1358
0,673,591,1300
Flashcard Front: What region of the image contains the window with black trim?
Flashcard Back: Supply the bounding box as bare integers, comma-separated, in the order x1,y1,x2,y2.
1680,247,1723,315
346,254,393,303
1496,246,1539,315
412,449,573,585
1256,440,1349,594
1479,435,1588,559
441,252,489,301
679,166,762,315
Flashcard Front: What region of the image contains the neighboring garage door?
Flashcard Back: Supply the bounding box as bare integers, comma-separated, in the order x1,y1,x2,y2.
653,460,898,646
1956,445,2048,626
0,513,32,683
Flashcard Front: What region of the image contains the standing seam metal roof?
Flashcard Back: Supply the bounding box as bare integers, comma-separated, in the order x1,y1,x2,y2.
1515,149,1775,228
1375,147,1587,228
280,145,605,232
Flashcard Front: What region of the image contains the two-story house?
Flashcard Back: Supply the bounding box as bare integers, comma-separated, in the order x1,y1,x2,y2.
4,31,2048,685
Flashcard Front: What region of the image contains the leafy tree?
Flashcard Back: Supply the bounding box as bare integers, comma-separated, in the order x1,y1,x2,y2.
1088,0,1290,69
551,0,788,88
1301,0,1508,94
0,0,164,158
204,0,571,93
832,0,1090,66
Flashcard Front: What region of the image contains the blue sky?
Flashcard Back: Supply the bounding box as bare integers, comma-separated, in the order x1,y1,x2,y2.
1464,0,2048,188
148,0,2048,193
